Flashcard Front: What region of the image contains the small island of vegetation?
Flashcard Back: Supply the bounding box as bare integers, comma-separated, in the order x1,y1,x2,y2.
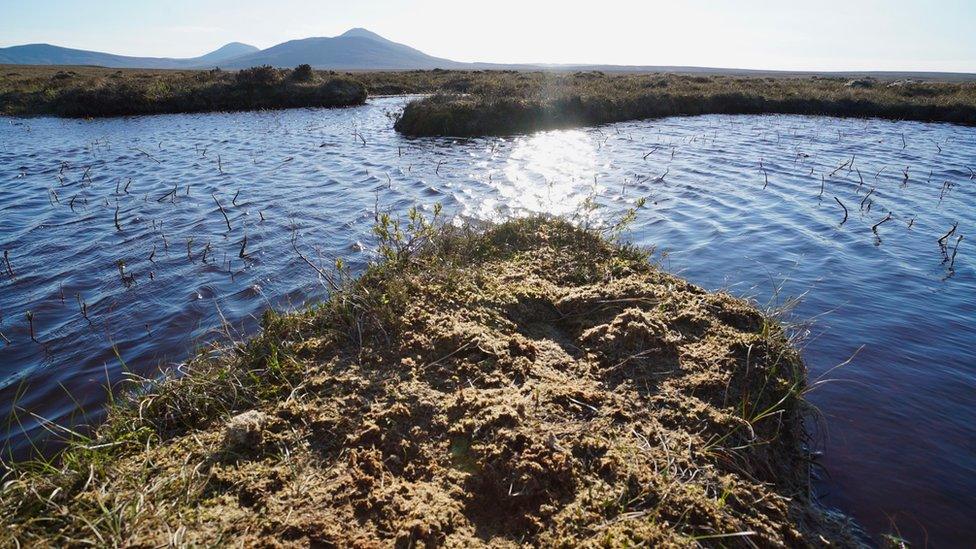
392,71,976,136
0,215,862,546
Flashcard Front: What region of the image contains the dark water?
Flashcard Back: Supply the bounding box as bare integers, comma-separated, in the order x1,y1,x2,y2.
1,97,973,545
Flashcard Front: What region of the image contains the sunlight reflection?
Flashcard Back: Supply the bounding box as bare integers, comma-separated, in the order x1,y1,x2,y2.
467,130,602,220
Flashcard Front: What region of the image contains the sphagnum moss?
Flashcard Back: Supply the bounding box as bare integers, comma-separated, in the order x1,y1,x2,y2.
0,216,864,547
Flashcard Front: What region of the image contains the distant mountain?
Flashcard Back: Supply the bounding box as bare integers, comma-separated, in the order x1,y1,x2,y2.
191,42,259,65
1,30,974,81
218,28,465,70
0,29,459,71
338,28,403,46
0,42,258,69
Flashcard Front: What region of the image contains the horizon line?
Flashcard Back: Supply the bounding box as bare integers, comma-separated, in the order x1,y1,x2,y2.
2,30,975,77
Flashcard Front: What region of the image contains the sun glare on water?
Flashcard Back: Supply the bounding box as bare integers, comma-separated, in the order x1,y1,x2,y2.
464,129,603,220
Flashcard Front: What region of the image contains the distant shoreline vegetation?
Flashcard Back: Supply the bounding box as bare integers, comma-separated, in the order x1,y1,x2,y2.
0,65,366,117
2,66,975,131
391,71,976,136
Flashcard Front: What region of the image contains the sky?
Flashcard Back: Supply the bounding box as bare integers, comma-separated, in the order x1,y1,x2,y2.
2,0,975,72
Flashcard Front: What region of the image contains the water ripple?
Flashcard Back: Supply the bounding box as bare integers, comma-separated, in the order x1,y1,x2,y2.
0,98,973,544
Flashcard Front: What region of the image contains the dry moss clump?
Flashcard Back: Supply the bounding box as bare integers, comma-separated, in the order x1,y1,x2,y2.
0,216,862,546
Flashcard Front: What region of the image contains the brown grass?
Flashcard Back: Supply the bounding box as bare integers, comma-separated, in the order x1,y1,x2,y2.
391,71,976,136
0,215,863,547
0,65,366,117
5,65,975,131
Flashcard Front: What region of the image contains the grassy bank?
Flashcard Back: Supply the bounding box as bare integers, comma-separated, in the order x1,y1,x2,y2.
5,66,975,129
0,214,861,546
0,64,366,117
393,71,976,136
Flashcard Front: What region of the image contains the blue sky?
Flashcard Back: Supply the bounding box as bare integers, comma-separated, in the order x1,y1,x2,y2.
2,0,974,71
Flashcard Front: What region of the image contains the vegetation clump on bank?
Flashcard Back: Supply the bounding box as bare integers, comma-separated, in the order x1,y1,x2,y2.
0,215,861,546
0,65,366,117
392,71,976,136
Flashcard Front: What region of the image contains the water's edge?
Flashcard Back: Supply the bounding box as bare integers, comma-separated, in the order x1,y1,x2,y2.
0,98,973,544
